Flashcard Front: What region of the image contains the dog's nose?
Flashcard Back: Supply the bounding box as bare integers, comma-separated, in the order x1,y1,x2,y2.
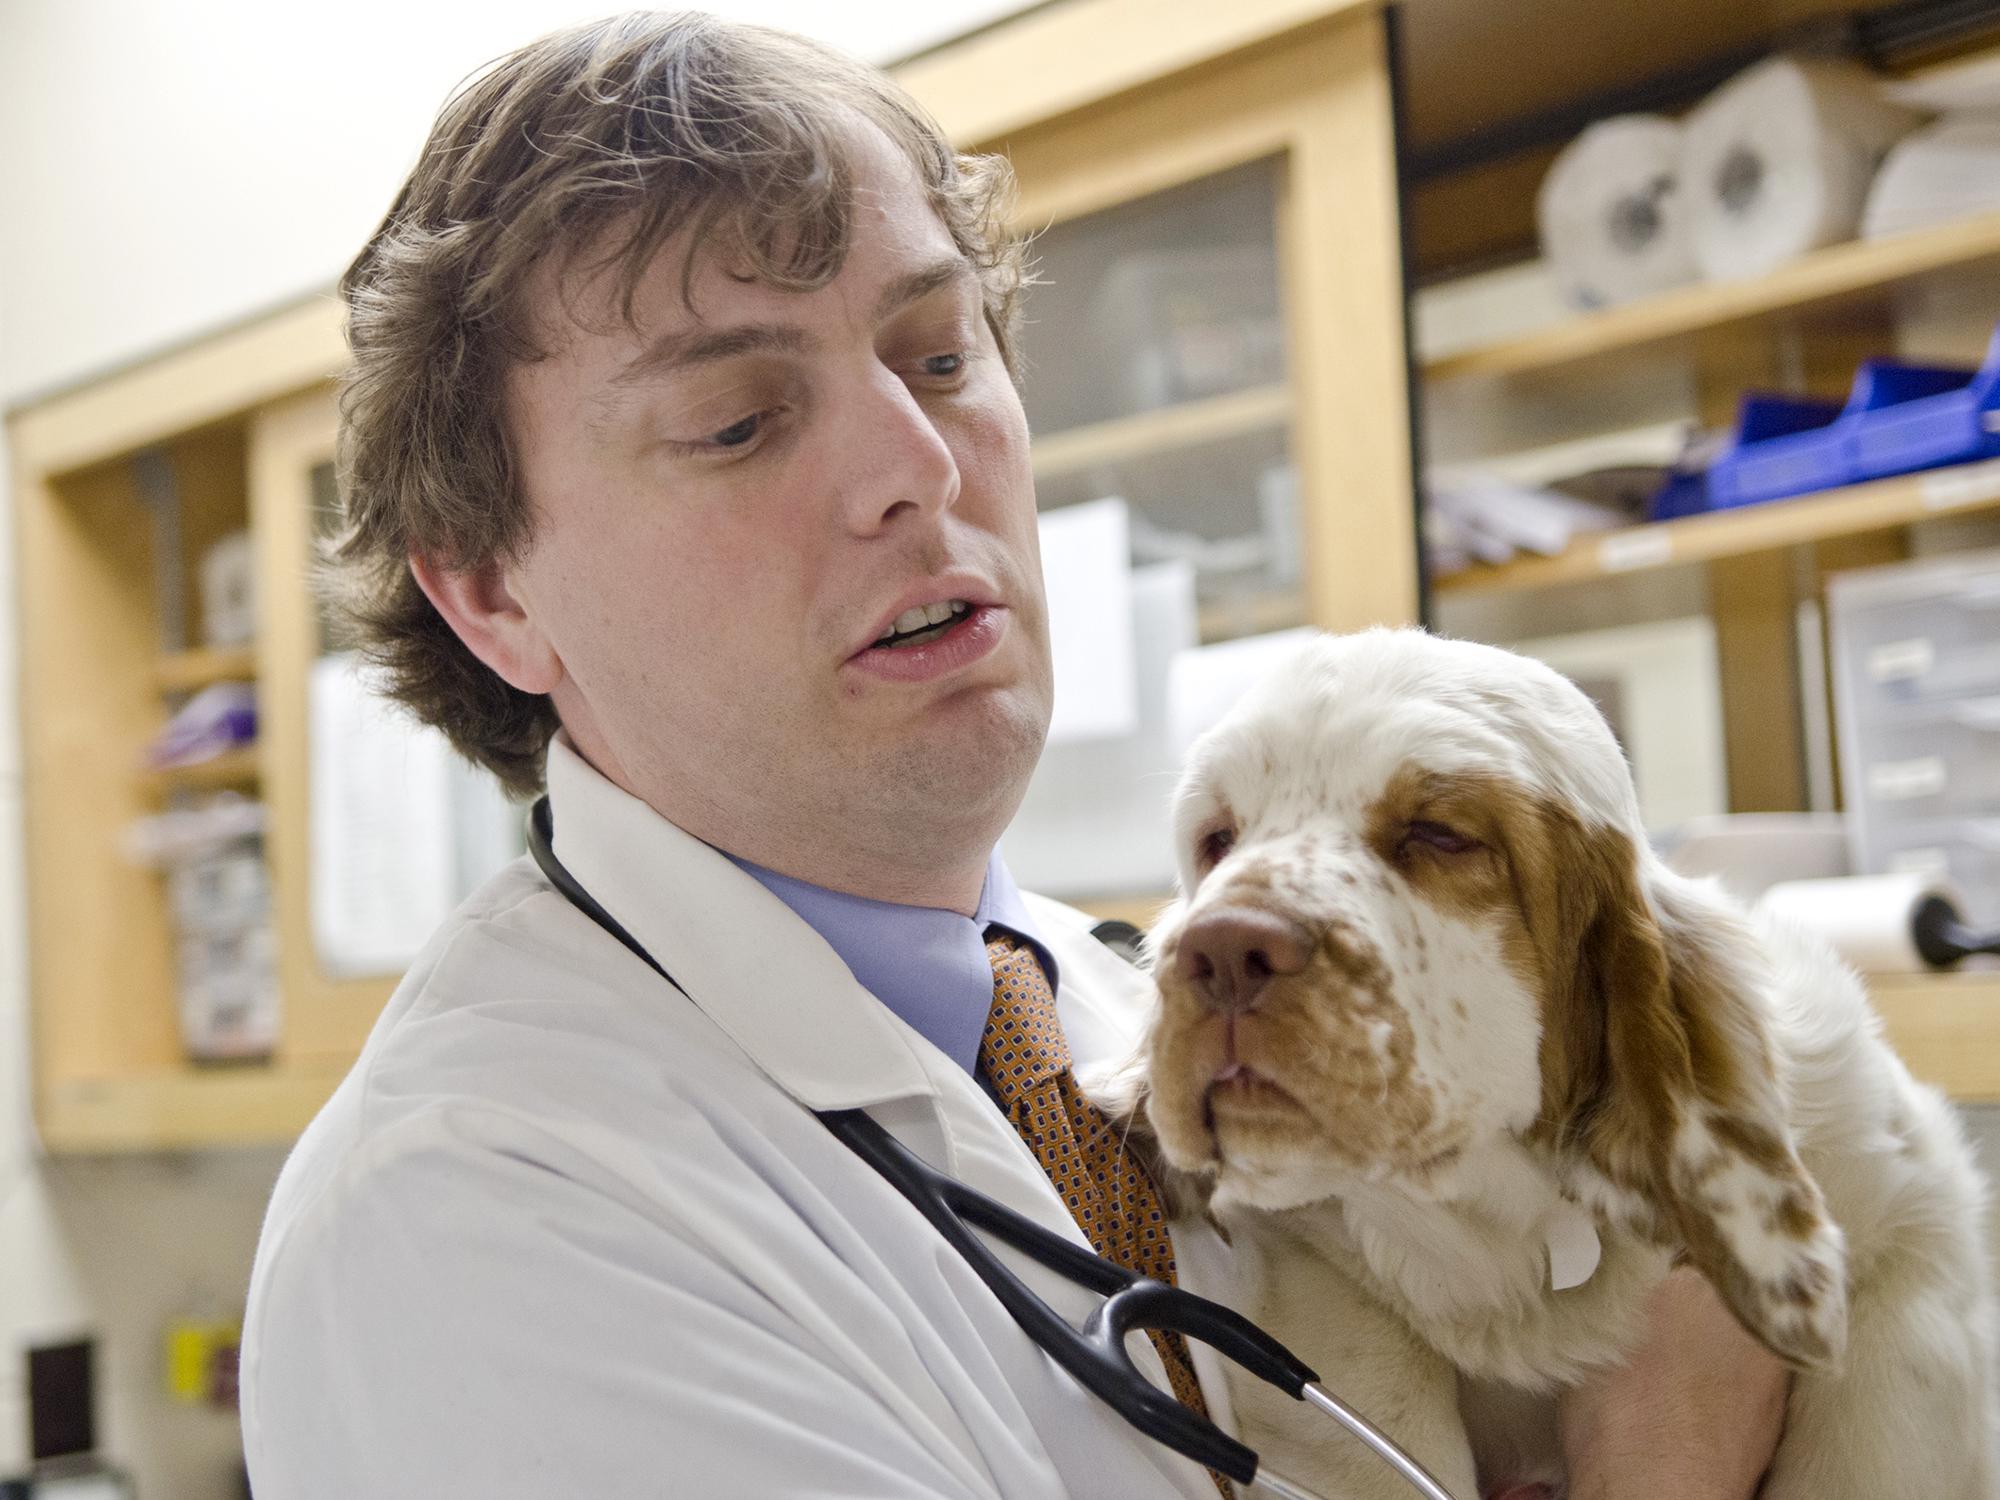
1176,907,1311,1014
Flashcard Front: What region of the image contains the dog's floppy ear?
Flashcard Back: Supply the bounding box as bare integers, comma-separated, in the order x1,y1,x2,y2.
1525,816,1848,1370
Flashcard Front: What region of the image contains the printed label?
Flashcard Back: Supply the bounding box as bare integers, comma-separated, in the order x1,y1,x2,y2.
1598,530,1674,572
1888,846,1952,878
1867,756,1947,801
1866,637,1935,683
1920,463,2000,512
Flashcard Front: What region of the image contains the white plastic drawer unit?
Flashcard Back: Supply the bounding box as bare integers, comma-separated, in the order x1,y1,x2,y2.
1830,547,2000,919
1854,698,2000,811
1838,569,2000,715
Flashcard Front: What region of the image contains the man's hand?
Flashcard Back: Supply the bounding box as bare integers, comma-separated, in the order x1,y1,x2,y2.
1556,1265,1793,1500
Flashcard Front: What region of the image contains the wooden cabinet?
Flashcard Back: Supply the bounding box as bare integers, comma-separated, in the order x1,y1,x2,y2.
896,0,1421,641
9,304,365,1150
18,0,1989,1155
6,0,1420,1152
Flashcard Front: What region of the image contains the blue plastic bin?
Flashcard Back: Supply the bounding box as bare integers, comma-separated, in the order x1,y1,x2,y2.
1708,394,1847,508
1846,324,2000,483
1707,323,2000,510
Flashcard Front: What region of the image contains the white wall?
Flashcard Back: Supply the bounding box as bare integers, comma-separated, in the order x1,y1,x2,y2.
0,5,1029,1494
0,0,1029,406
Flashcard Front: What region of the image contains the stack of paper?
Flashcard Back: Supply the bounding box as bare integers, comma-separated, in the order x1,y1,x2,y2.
1863,115,2000,239
1424,469,1634,574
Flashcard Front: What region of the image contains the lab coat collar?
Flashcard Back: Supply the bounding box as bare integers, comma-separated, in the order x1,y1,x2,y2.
540,736,1204,1446
542,734,938,1112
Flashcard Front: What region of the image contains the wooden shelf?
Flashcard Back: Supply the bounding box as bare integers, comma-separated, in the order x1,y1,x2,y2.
37,1060,349,1153
1425,211,2000,386
1031,383,1291,481
1433,458,2000,596
1872,968,2000,1105
155,644,257,694
144,746,261,795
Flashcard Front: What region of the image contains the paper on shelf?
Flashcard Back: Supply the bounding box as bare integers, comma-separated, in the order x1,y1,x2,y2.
1883,52,2000,114
309,652,460,978
1425,469,1634,573
1039,496,1139,744
1863,116,2000,240
1682,56,1922,282
1003,561,1198,897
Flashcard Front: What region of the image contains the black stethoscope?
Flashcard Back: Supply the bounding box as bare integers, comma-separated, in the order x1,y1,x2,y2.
526,796,1463,1500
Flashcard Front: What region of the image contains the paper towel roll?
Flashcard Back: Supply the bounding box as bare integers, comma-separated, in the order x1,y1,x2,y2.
1536,115,1697,310
1682,56,1923,282
1758,870,1963,973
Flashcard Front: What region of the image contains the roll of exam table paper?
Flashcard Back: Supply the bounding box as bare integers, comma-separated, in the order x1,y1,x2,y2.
1759,871,2000,973
1536,114,1698,310
1681,55,1922,283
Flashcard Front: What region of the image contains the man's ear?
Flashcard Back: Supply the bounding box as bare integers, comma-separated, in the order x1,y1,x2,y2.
1527,814,1848,1371
409,552,563,696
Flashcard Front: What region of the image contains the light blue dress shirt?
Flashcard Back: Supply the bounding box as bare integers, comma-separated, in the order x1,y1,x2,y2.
725,849,1058,1077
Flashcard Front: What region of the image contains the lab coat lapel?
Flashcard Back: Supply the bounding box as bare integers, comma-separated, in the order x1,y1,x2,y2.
539,738,1151,1356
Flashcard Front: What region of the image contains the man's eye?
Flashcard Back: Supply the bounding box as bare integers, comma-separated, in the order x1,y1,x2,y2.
920,352,966,379
1403,820,1481,856
708,412,763,448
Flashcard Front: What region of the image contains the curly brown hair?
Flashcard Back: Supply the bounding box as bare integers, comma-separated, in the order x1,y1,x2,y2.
330,10,1028,796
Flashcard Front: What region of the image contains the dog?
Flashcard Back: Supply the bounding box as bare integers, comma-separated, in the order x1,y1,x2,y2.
1126,628,1997,1498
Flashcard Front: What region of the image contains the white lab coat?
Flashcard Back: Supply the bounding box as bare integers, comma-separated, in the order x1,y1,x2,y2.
241,736,1234,1498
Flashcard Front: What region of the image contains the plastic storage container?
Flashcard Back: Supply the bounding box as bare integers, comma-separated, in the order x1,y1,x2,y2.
1708,393,1848,508
1829,547,2000,923
1710,324,2000,509
1870,818,2000,925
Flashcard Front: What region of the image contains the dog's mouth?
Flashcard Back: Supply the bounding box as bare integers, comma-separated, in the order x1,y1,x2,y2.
1203,1062,1304,1117
1198,1060,1315,1155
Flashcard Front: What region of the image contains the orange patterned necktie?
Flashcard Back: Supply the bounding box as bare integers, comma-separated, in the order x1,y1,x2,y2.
979,933,1230,1496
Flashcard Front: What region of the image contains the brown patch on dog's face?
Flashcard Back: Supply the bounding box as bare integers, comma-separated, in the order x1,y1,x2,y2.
1148,902,1450,1189
1373,768,1850,1369
1145,766,1541,1208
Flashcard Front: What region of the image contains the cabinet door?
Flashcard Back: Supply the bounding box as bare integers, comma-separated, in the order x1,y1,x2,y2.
1024,159,1301,641
933,8,1418,904
250,389,530,1064
249,388,395,1063
998,8,1420,640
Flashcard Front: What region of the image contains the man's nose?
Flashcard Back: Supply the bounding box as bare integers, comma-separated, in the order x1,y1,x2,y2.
841,369,960,533
1175,907,1311,1014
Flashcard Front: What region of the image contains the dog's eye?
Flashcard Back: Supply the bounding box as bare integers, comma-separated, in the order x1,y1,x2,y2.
1196,826,1236,870
1403,819,1481,856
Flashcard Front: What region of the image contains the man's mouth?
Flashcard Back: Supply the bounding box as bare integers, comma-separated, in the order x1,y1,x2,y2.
872,599,971,649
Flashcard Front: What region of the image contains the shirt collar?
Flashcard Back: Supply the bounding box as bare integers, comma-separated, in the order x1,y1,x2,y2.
726,849,1059,1077
541,733,942,1111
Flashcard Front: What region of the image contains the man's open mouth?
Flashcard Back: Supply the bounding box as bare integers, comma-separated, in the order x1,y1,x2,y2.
872,599,971,649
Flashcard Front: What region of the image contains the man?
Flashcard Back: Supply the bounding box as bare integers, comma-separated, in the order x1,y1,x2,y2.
242,13,1792,1498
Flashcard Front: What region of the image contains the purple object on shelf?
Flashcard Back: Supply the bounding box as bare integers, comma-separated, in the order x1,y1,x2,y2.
147,682,257,769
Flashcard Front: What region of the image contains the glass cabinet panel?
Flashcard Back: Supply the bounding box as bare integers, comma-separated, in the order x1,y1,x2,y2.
1021,158,1301,640
301,460,523,982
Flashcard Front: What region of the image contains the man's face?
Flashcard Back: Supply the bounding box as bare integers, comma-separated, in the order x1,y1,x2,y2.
502,122,1052,896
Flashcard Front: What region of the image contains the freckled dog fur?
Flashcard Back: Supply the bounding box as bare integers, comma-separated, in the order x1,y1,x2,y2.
1123,628,1997,1499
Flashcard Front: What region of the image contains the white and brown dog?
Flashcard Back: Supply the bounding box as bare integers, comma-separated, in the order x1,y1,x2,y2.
1131,628,1996,1498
